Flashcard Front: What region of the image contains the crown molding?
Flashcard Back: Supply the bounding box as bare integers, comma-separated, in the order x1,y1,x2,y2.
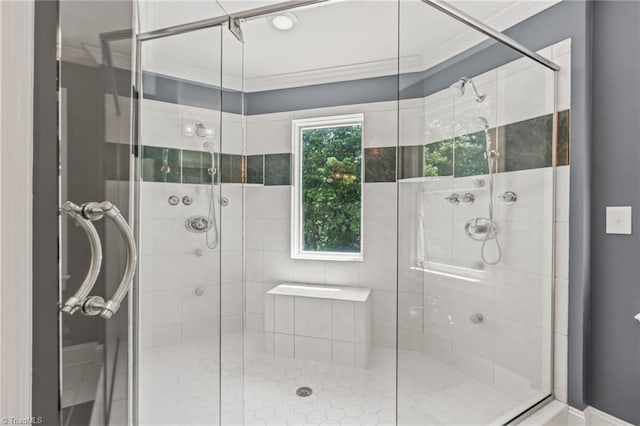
134,1,563,93
484,0,561,32
420,0,561,72
244,55,423,92
243,1,561,92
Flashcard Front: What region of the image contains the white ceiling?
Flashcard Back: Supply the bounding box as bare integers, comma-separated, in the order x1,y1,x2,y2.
60,0,560,91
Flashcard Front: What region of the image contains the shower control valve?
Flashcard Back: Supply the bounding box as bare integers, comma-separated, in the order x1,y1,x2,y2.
465,218,497,241
469,313,484,324
182,195,193,206
461,193,475,205
445,193,460,205
168,195,180,206
499,191,517,204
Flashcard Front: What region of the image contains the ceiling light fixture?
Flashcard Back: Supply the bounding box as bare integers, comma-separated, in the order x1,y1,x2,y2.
268,11,298,31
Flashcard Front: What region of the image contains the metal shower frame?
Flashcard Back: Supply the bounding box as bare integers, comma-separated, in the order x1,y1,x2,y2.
133,1,562,424
136,0,561,72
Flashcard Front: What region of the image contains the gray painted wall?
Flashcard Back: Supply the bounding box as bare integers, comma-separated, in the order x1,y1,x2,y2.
589,1,640,423
32,1,61,423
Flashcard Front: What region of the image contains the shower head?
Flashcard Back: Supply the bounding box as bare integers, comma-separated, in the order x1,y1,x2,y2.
450,77,486,103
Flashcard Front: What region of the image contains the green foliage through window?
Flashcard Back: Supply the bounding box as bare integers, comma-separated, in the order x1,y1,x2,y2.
301,125,362,253
424,131,489,178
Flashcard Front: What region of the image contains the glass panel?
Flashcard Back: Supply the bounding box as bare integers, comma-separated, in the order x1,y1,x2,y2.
130,1,559,424
241,1,399,424
398,0,556,424
220,25,245,426
58,1,135,425
136,26,223,425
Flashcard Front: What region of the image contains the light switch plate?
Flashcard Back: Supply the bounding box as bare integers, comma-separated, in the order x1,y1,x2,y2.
606,206,632,235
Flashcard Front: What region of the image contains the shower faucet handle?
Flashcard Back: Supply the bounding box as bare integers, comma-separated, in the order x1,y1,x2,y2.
499,191,517,204
461,193,475,205
445,193,460,205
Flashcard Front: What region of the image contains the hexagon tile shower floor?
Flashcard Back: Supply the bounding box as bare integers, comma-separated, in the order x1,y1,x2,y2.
138,334,537,425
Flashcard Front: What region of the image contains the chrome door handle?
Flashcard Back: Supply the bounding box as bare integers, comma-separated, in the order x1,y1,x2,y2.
79,201,137,319
60,201,137,319
60,201,103,314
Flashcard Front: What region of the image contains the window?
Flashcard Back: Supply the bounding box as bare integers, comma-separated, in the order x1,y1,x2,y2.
292,114,364,261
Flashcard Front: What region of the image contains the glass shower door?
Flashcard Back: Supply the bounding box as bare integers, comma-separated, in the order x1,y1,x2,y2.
136,25,227,426
397,1,556,424
58,1,136,425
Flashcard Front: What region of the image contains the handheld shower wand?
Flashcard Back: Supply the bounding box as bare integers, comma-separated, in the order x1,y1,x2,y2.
203,141,220,250
474,116,502,265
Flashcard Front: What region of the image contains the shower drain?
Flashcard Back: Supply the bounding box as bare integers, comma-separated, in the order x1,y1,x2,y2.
296,386,313,398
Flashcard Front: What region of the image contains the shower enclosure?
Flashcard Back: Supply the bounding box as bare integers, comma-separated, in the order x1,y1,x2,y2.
54,0,563,424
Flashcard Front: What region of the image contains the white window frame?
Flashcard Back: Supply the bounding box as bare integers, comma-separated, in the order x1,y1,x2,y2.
291,113,364,262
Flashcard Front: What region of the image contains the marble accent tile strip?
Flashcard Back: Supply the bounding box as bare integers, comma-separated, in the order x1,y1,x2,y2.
140,110,569,185
364,147,397,183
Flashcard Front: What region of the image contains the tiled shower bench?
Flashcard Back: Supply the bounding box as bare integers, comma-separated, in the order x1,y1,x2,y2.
264,283,372,368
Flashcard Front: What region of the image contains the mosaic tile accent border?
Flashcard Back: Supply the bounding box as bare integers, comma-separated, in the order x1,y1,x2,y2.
141,110,570,185
141,149,294,186
141,148,244,184
264,153,292,186
142,146,181,183
364,147,397,183
398,109,570,180
246,155,264,184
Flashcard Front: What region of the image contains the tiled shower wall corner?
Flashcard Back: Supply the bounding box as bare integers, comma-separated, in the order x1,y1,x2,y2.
394,39,571,406
243,101,400,350
244,39,571,365
138,101,245,349
136,37,571,407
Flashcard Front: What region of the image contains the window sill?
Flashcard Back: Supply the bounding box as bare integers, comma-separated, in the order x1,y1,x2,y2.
291,251,363,262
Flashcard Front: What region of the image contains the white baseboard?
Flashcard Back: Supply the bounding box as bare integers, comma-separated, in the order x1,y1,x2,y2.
525,400,632,426
568,404,633,426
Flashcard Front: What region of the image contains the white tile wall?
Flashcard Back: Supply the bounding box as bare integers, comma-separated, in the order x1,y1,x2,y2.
295,336,332,363
244,101,399,349
397,39,571,408
554,165,571,402
138,38,572,416
294,297,332,339
139,180,243,348
138,92,243,346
